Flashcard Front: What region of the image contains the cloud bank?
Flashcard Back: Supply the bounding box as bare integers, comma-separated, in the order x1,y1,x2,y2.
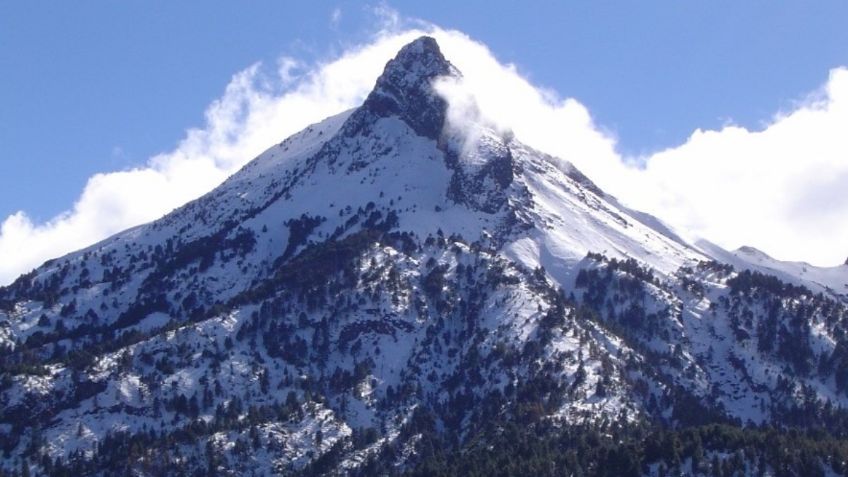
1,19,846,285
634,69,848,266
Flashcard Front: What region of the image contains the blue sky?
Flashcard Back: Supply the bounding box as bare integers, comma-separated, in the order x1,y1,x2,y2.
1,2,847,281
3,1,846,221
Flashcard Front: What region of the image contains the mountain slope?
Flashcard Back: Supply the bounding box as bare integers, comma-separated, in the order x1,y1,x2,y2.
1,37,848,476
698,240,848,302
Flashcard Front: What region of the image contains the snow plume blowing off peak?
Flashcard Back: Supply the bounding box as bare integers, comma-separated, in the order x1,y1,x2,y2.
367,36,515,165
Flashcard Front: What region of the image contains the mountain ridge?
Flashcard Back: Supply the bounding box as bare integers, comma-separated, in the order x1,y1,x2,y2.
1,36,848,476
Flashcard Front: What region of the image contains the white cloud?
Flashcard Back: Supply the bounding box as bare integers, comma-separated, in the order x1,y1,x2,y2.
0,24,425,285
1,15,846,285
628,67,848,266
430,29,848,267
431,32,629,196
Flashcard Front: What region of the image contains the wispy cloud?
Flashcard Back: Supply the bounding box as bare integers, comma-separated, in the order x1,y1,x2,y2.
1,10,846,285
330,7,342,29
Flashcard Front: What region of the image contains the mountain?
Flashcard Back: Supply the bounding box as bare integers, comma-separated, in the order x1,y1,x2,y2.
2,37,848,476
697,240,848,302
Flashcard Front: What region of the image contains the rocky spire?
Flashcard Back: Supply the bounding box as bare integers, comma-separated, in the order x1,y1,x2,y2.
351,36,459,140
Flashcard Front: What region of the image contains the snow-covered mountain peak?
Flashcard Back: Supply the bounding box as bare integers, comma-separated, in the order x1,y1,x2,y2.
7,36,848,476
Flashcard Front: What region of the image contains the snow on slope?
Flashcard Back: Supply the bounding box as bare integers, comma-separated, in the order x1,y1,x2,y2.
502,141,706,287
28,33,707,306
2,35,847,476
698,239,848,301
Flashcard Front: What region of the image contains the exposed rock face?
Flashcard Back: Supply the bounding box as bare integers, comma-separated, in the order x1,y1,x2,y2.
348,36,458,141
